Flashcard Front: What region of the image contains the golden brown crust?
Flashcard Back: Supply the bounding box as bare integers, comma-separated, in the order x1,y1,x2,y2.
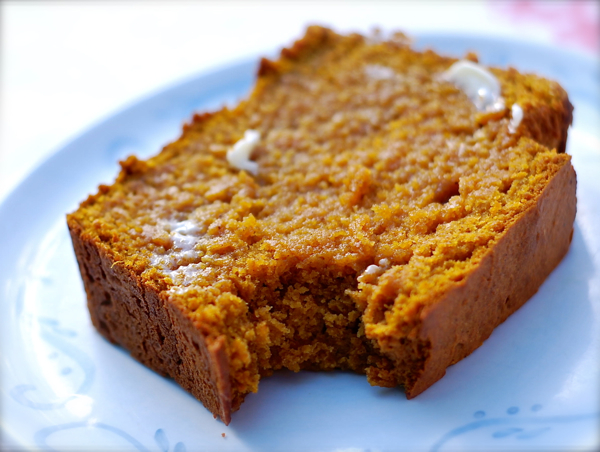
67,218,233,423
406,159,576,397
166,301,232,423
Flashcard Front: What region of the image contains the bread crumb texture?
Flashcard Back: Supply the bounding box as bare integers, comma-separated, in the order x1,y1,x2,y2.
67,26,575,423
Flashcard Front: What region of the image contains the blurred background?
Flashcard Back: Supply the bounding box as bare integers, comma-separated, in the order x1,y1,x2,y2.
1,0,598,204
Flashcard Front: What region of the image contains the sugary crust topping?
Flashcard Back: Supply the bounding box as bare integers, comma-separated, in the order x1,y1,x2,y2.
441,60,506,112
509,103,524,134
364,64,396,80
226,130,260,175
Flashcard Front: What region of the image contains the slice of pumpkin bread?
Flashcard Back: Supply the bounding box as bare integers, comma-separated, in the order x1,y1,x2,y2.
67,26,575,424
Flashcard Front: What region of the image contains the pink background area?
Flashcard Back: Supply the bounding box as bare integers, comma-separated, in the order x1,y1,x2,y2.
490,0,599,52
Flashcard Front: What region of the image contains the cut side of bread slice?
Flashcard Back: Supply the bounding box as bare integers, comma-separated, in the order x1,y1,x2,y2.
67,26,575,424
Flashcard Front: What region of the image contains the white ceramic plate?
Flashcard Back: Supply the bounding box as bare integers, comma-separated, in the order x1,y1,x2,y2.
1,34,599,452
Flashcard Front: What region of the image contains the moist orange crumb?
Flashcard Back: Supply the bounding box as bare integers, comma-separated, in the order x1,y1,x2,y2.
67,26,576,425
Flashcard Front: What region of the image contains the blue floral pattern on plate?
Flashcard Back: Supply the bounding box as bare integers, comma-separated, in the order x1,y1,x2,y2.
10,317,95,410
431,405,598,451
